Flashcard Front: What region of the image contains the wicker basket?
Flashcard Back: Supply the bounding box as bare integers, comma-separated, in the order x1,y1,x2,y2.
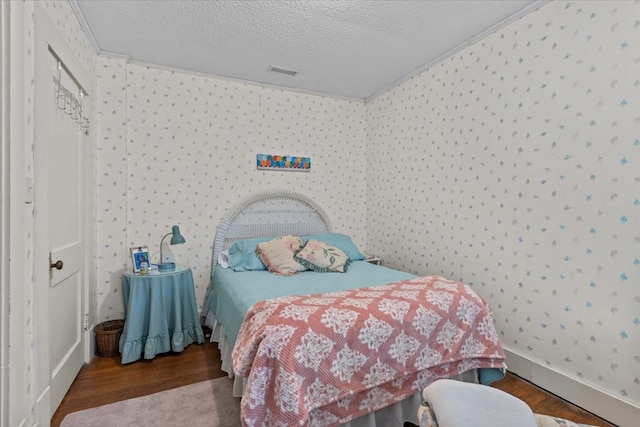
94,319,125,357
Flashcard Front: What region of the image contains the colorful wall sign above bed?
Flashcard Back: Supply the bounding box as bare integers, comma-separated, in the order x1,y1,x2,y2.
256,154,311,172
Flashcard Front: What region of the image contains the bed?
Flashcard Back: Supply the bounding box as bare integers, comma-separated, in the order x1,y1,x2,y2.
203,190,506,427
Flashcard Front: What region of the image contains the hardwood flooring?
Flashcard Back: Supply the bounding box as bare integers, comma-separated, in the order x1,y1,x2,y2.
52,338,616,427
491,375,616,427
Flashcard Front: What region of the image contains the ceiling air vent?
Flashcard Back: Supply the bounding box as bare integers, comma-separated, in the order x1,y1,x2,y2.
268,65,299,76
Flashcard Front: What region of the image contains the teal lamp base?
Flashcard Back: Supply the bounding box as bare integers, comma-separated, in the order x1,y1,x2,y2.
157,262,175,272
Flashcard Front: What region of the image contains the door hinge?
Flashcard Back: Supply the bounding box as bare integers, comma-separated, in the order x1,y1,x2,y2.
83,313,90,330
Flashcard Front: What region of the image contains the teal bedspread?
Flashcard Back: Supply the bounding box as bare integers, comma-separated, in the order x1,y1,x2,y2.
208,261,416,348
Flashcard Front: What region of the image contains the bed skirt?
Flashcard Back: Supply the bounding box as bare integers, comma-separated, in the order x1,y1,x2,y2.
205,311,480,427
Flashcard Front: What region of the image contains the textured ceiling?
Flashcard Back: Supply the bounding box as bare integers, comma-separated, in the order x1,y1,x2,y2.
72,0,542,100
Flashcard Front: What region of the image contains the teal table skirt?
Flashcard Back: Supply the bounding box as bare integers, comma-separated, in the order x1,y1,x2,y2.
119,266,204,364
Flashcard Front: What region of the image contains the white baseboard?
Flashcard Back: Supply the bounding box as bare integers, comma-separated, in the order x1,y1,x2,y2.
503,346,639,427
85,326,96,363
34,385,50,427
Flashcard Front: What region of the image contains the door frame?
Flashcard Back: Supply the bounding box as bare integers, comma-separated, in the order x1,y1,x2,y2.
32,3,94,422
1,1,11,424
2,1,31,426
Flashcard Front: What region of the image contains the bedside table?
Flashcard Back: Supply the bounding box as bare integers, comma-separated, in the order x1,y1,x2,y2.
364,254,382,265
119,265,204,364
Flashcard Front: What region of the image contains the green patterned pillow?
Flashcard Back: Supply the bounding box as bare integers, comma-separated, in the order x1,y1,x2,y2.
294,239,351,273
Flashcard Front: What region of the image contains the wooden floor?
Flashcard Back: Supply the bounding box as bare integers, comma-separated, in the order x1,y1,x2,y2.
52,338,616,427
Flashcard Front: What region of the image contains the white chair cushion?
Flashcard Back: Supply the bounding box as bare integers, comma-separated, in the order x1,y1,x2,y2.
422,379,537,427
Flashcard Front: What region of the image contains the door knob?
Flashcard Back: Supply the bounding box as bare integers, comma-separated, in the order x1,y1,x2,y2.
50,260,63,270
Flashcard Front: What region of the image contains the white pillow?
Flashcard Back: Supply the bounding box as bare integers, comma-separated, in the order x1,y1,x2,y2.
256,235,307,275
294,239,351,273
217,250,230,269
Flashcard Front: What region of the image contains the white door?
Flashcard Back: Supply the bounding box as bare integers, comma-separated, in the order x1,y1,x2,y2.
47,53,85,412
37,45,88,416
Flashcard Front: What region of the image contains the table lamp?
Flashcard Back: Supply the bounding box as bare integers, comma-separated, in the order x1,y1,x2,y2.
157,225,186,272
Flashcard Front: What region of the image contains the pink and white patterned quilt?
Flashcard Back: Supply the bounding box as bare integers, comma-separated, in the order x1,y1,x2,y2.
232,275,505,427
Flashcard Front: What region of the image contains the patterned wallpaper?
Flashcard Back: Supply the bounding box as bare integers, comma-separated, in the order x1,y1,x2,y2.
367,0,639,406
95,61,368,321
95,56,128,321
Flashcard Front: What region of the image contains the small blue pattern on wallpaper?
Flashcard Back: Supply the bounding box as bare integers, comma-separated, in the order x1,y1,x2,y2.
367,1,639,404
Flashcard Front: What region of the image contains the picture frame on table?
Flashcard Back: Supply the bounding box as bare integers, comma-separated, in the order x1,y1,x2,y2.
130,246,150,273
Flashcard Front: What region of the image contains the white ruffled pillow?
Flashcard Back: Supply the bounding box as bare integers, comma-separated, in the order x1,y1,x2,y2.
256,235,307,276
